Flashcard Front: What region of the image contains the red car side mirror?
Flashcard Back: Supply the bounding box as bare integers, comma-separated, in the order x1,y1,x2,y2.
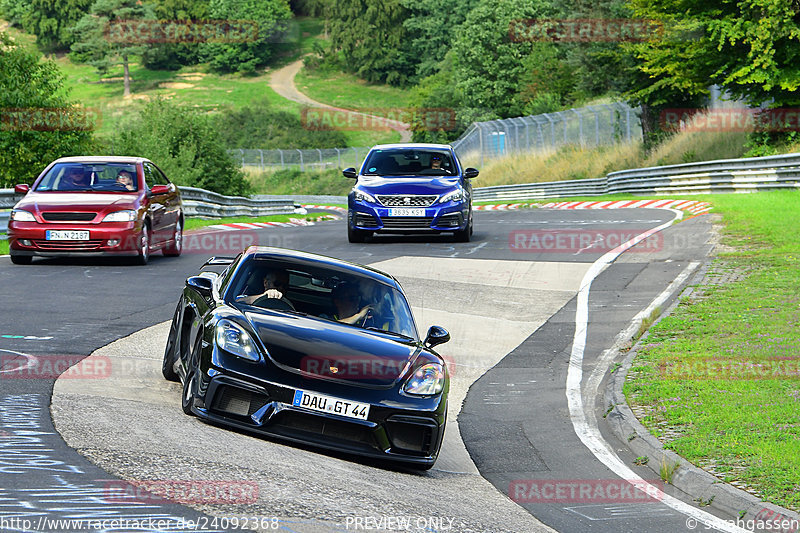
148,184,170,196
14,184,30,194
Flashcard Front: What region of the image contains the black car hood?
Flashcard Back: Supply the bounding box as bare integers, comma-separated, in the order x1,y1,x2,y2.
245,310,420,388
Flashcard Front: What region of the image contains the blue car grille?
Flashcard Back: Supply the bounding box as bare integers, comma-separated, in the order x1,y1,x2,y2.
377,195,438,207
381,217,435,229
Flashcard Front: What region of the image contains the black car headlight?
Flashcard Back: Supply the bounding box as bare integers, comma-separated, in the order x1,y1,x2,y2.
403,363,445,395
215,319,260,362
439,189,463,203
353,189,376,203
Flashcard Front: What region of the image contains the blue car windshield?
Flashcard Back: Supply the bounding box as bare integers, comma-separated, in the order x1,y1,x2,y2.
362,149,455,176
35,163,139,192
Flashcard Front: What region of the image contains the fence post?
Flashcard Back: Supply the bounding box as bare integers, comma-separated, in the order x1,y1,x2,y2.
591,107,600,146
335,148,341,168
297,149,304,171
352,147,358,168
626,106,632,141
280,149,285,169
478,124,484,167
258,149,264,171
239,149,244,167
317,148,323,169
573,109,583,146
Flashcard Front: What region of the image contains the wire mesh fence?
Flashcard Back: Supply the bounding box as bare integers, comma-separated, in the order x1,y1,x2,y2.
230,102,642,171
451,102,641,167
229,147,371,172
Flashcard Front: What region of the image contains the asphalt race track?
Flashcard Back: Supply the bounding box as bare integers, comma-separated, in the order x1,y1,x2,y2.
0,208,742,533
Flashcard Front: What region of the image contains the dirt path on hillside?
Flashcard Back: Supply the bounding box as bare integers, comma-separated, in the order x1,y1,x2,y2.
270,59,412,142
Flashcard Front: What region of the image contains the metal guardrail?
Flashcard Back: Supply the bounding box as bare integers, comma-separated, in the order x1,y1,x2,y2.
0,186,297,233
473,153,800,201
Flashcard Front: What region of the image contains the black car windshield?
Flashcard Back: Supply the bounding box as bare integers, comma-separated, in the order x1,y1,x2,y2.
35,163,139,192
362,149,455,176
227,258,418,340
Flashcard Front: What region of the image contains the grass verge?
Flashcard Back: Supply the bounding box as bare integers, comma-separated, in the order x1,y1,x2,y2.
624,190,800,511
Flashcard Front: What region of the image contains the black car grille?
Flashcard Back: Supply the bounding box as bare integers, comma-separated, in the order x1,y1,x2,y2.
33,239,104,250
41,212,97,222
377,195,438,207
211,385,269,418
381,217,434,229
278,411,374,445
353,213,378,227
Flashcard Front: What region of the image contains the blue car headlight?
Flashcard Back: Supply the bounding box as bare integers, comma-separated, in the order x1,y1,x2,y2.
215,319,260,361
353,189,376,203
439,189,463,203
403,363,445,395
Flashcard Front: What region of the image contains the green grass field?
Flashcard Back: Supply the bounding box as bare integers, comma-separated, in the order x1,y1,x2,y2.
624,190,800,511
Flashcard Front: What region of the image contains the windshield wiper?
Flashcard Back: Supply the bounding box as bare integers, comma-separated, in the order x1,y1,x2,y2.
365,327,414,340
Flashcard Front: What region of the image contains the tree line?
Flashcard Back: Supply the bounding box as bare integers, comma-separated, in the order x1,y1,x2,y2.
305,0,799,150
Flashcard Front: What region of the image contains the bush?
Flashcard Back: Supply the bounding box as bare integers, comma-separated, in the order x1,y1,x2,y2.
247,168,352,196
110,99,251,196
214,101,348,149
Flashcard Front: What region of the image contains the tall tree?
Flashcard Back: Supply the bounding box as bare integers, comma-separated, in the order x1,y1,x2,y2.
0,32,95,186
70,0,154,97
629,0,800,108
450,0,556,118
202,0,293,74
24,0,93,51
400,0,481,80
327,0,415,86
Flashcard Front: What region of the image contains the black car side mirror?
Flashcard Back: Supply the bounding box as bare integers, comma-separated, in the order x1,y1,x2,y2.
424,325,450,348
463,168,479,179
342,168,358,178
186,276,214,298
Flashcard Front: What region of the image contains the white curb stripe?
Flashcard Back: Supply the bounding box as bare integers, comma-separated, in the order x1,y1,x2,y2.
566,210,748,533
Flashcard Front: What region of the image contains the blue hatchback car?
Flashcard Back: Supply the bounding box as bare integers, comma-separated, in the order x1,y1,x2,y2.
344,143,478,243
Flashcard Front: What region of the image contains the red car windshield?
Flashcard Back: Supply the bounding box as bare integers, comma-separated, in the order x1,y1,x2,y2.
34,163,139,192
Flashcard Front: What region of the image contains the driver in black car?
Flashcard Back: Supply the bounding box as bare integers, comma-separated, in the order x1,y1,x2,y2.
238,269,296,310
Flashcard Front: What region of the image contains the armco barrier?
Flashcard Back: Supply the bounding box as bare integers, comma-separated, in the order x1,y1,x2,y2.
473,152,800,201
0,186,296,233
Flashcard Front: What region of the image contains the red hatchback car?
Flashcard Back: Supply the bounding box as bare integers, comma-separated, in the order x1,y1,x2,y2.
8,156,183,265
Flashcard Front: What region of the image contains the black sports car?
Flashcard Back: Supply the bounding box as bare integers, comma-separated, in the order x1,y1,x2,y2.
162,247,451,469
